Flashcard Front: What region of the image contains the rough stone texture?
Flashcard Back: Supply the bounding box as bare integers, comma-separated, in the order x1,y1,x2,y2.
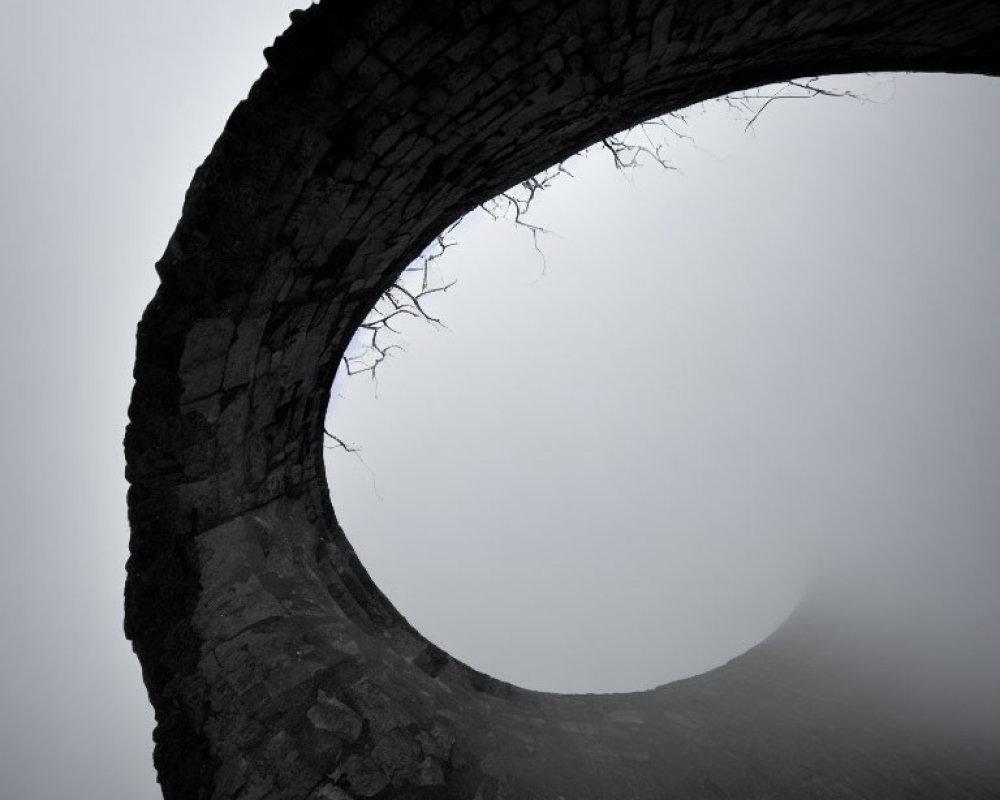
125,2,1000,798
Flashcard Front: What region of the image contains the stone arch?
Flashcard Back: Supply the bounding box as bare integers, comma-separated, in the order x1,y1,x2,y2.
125,3,1000,798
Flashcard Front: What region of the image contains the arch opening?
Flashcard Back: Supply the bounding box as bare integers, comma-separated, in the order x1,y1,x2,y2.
125,4,1000,798
323,72,1000,696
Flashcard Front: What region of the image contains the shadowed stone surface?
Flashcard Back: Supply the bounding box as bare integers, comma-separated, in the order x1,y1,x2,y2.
125,2,1000,798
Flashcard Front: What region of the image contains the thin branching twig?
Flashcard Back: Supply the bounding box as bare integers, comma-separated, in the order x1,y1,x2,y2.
326,77,874,471
323,428,382,499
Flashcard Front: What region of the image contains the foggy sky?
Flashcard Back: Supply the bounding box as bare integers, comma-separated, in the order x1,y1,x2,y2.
1,3,998,798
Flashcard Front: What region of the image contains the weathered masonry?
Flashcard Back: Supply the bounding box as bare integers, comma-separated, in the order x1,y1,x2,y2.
125,2,1000,798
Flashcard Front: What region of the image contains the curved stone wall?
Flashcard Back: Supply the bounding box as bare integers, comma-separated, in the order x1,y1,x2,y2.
125,2,1000,798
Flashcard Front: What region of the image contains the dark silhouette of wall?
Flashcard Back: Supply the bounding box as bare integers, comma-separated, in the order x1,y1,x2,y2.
124,2,1000,798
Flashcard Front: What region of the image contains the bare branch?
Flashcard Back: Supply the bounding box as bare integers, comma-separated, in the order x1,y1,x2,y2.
323,428,359,453
732,77,866,132
333,75,870,396
323,428,382,500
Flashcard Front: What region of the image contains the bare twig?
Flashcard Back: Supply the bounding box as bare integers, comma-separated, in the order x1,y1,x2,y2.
341,227,460,381
732,77,865,132
339,78,870,391
327,75,872,450
323,427,382,499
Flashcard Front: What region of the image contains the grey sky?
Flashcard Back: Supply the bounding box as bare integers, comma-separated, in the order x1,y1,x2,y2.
326,72,1000,694
1,3,998,798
